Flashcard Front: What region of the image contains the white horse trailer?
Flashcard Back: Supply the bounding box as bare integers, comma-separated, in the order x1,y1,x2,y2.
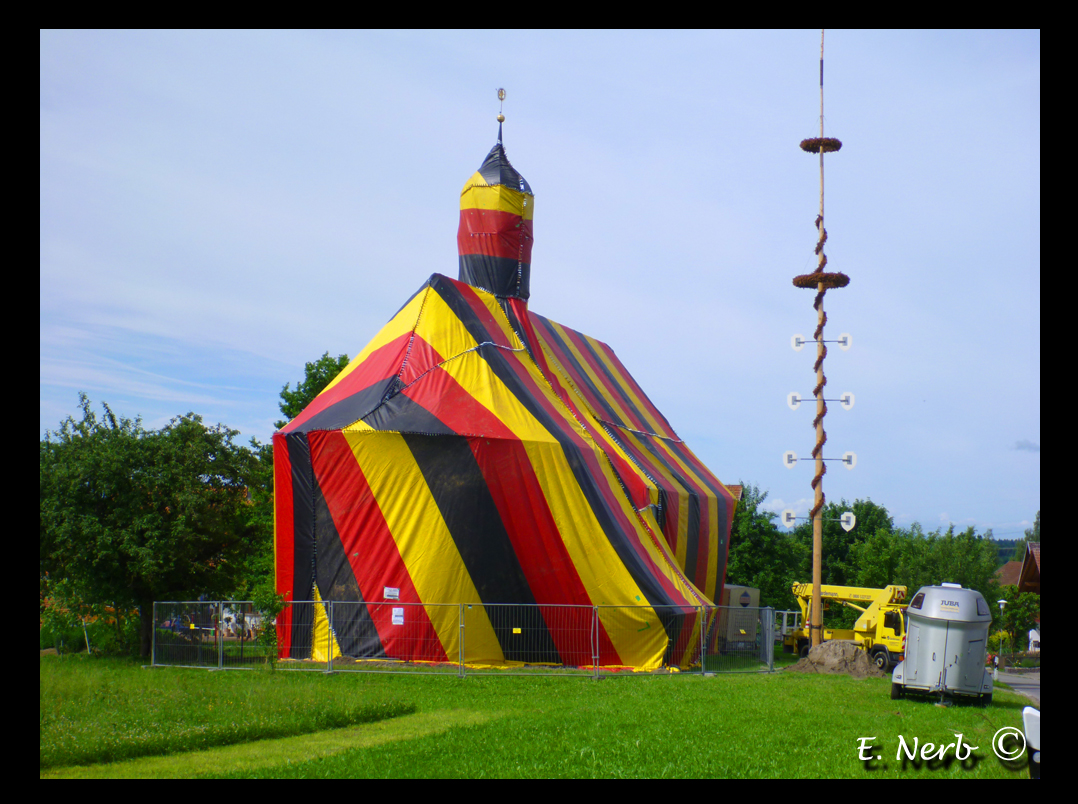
891,583,994,703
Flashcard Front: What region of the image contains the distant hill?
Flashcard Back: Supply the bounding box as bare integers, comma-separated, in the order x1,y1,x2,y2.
993,539,1022,566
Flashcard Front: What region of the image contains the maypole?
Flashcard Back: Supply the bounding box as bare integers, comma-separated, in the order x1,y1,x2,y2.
791,30,851,648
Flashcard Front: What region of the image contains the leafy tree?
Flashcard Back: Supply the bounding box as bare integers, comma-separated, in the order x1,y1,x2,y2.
40,395,265,657
846,522,1001,605
994,584,1040,653
724,484,807,611
792,497,895,587
241,437,275,599
275,352,351,429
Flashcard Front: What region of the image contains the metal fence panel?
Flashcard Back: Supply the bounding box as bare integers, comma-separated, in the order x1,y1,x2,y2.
462,603,597,676
153,601,224,669
152,601,775,675
326,602,462,675
702,605,774,673
595,605,705,676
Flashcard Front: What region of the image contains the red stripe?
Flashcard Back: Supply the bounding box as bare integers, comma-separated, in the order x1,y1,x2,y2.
560,327,652,436
533,319,630,433
308,430,447,663
457,208,533,264
284,332,411,433
530,315,628,431
468,436,622,666
401,365,516,439
453,281,518,349
272,433,294,656
399,335,445,386
519,310,649,511
515,303,589,425
694,492,711,592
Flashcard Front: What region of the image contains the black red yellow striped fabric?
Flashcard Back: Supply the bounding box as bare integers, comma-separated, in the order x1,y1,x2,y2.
273,134,738,670
457,124,533,300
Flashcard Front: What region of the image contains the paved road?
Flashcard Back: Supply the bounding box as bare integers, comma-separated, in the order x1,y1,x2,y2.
998,670,1040,706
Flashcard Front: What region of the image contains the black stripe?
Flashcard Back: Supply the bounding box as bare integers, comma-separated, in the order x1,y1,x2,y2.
477,142,532,194
458,254,531,300
685,493,702,586
498,298,532,357
296,378,396,433
286,432,315,658
429,276,684,623
401,432,560,663
531,314,624,426
364,390,457,435
311,462,386,660
624,430,705,588
568,323,662,435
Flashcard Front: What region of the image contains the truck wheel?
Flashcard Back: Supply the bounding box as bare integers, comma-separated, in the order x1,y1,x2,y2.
981,692,992,706
890,683,904,700
872,648,890,672
799,642,811,659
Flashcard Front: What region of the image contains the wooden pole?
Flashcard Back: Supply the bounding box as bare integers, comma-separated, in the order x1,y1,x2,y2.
811,29,826,649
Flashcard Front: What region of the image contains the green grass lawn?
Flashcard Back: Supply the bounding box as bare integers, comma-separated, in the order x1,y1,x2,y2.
40,654,1032,778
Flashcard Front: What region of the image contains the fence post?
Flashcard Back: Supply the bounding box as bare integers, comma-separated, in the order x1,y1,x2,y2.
592,606,599,680
699,606,705,674
217,601,224,670
459,604,465,679
151,602,157,667
766,607,775,671
326,600,334,673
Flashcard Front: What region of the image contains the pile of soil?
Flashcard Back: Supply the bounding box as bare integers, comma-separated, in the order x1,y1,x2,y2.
786,640,887,679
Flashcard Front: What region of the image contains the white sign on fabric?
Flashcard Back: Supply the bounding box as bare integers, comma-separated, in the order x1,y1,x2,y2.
384,587,400,600
392,607,404,625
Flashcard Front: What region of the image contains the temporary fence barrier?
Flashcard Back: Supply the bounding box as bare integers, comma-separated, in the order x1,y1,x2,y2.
152,601,774,676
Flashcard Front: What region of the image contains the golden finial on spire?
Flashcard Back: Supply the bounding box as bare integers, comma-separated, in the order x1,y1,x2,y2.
497,88,506,123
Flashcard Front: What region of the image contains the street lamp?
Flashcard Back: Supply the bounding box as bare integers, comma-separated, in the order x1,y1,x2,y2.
997,599,1008,665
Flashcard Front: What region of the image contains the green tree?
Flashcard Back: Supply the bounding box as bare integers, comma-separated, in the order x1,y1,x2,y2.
40,395,266,657
792,498,895,587
275,352,350,429
724,484,807,611
995,584,1040,653
847,522,1001,605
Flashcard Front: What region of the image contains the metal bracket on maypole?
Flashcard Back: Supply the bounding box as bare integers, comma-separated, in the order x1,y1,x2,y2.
786,30,856,649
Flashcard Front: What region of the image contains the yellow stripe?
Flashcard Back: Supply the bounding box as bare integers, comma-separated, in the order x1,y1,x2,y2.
411,286,492,369
520,441,667,669
310,586,342,662
461,170,489,190
341,431,501,664
460,184,534,219
651,437,726,601
542,320,643,435
614,428,689,568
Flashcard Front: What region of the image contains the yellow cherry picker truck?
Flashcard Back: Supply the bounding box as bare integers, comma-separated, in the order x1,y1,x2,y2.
781,583,908,670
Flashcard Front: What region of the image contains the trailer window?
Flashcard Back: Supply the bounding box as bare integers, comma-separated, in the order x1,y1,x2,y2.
976,598,990,617
909,592,925,610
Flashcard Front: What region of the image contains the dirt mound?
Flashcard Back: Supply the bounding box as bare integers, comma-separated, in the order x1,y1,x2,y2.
786,640,886,679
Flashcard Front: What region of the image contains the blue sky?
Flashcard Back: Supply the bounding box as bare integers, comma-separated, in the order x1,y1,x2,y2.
40,30,1040,539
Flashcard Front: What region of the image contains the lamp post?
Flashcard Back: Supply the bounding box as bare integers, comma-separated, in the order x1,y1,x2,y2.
997,599,1007,670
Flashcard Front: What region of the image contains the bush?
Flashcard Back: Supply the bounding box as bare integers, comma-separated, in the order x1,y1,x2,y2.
40,615,142,657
